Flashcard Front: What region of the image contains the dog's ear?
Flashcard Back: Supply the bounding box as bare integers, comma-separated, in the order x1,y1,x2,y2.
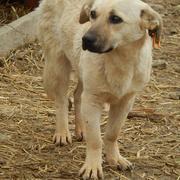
140,7,163,48
79,0,94,24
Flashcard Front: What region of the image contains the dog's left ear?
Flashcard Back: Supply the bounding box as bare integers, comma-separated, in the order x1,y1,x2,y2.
140,6,163,48
79,0,94,24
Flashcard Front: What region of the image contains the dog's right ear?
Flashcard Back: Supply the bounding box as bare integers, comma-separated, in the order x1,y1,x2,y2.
79,0,94,24
140,6,163,48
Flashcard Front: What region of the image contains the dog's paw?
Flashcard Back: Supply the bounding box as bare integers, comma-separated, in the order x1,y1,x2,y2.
75,125,86,141
106,154,133,171
79,160,103,179
53,131,72,146
104,141,133,171
116,156,133,171
75,129,86,141
75,131,85,141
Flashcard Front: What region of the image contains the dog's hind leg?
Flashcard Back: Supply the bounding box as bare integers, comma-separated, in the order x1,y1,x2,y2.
104,93,136,171
43,51,72,146
74,80,85,141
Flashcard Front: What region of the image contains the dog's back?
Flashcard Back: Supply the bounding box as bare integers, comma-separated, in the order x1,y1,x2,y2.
38,0,87,67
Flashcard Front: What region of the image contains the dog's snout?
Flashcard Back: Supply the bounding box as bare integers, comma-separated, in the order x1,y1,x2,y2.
82,33,97,50
83,33,97,44
82,32,113,53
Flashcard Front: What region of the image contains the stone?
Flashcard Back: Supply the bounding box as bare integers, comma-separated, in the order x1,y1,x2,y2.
169,92,180,100
174,67,180,73
149,4,164,11
0,10,39,57
0,133,11,141
152,60,167,70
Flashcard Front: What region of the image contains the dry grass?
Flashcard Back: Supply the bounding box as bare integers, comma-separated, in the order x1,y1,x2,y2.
0,0,180,179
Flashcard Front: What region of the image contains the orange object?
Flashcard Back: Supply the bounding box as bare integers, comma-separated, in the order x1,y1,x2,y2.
152,33,161,49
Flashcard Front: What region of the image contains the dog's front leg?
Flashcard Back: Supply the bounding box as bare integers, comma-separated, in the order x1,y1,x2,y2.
104,93,135,171
79,92,103,179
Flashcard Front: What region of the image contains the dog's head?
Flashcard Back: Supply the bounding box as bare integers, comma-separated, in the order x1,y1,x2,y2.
79,0,162,53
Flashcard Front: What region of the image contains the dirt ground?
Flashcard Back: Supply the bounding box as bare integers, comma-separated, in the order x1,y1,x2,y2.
0,0,179,179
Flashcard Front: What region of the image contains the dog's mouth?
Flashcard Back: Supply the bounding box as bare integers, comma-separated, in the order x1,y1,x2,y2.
83,44,113,54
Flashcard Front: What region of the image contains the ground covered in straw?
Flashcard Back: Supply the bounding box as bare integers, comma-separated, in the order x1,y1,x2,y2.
0,0,179,179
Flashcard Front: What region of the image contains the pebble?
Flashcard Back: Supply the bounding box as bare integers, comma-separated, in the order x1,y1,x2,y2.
173,5,180,14
169,92,180,100
175,5,180,10
0,133,11,141
174,67,180,73
0,59,4,67
152,60,167,70
149,4,164,11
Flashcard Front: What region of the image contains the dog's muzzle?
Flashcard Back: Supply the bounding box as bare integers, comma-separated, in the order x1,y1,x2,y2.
82,33,113,54
82,33,98,52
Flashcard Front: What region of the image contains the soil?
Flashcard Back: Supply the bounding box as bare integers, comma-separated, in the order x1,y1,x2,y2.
0,0,179,179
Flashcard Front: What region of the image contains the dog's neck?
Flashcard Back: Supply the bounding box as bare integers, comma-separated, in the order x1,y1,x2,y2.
103,32,151,97
114,33,147,60
104,32,149,73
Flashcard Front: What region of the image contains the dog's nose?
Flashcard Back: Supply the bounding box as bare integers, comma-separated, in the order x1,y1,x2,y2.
83,33,97,44
82,33,97,50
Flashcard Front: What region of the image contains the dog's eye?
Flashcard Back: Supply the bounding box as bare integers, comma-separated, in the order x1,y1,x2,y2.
109,15,123,24
90,10,96,19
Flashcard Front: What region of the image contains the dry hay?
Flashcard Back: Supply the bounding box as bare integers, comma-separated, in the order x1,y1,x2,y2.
0,0,180,179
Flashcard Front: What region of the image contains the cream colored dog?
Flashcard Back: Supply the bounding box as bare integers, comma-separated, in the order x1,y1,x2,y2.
37,0,162,179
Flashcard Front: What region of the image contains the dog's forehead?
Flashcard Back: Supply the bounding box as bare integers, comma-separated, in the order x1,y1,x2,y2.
92,0,113,10
93,0,146,19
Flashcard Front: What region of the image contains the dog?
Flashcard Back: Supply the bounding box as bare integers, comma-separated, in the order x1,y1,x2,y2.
37,0,162,179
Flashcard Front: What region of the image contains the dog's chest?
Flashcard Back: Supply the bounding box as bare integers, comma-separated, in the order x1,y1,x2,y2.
104,56,151,99
104,62,133,98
